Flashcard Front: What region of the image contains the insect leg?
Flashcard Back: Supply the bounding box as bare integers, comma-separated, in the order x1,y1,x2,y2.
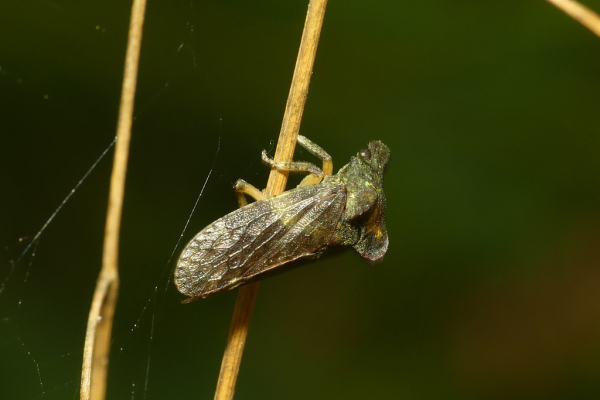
261,150,323,175
234,179,265,207
297,135,333,177
261,136,334,187
295,136,334,187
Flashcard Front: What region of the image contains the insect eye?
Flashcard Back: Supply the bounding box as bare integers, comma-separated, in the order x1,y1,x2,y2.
359,149,371,159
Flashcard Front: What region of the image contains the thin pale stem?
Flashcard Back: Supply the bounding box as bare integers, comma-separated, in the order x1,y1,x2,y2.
545,0,600,38
80,0,147,399
213,1,329,399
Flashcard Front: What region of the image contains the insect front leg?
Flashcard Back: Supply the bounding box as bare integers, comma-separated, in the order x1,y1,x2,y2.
234,179,265,207
297,135,333,177
261,136,333,187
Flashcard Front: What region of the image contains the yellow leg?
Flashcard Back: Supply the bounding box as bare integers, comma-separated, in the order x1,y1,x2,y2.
297,174,323,187
234,179,265,207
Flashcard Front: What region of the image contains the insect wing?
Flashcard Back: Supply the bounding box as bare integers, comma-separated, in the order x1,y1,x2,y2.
240,183,347,280
174,182,346,300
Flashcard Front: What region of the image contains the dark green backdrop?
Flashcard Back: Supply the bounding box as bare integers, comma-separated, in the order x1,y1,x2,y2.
2,1,600,399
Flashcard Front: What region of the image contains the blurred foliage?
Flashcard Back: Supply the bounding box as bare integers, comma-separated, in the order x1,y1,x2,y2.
1,0,600,399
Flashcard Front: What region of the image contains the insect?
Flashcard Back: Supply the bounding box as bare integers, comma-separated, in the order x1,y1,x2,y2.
174,136,390,302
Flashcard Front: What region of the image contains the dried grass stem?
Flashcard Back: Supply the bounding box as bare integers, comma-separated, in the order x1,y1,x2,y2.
80,0,147,399
546,0,600,38
213,1,329,399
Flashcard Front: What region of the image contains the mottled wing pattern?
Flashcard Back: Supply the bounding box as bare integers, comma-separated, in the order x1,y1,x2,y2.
174,182,347,300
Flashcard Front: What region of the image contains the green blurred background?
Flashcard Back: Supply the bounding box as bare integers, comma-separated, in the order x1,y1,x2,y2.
2,0,600,399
